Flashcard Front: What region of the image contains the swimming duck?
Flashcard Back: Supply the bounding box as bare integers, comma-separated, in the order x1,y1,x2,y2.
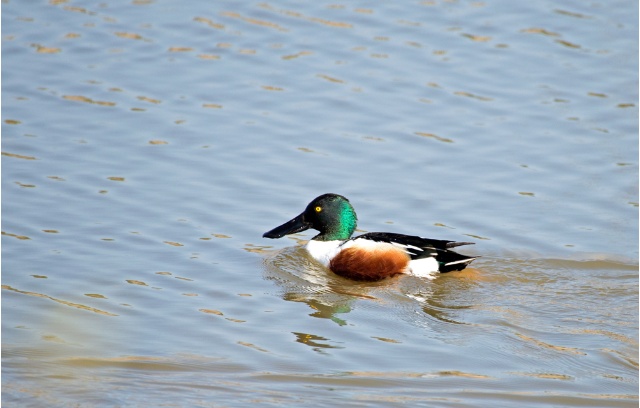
263,193,477,281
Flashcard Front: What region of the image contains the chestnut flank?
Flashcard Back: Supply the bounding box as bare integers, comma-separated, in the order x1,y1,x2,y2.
329,246,410,281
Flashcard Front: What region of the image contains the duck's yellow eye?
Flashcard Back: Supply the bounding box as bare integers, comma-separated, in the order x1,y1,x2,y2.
315,206,322,213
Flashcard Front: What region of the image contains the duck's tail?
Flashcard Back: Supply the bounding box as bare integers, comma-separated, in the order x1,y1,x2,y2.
439,252,478,272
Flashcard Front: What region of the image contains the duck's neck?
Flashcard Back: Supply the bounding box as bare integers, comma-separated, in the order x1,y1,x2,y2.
315,207,357,241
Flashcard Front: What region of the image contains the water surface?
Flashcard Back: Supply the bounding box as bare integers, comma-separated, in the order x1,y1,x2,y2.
2,0,638,406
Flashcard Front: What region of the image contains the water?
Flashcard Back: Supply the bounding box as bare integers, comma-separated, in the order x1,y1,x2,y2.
2,0,638,406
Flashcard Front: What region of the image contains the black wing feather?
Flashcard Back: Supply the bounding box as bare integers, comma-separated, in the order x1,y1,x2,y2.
355,232,473,252
353,232,477,272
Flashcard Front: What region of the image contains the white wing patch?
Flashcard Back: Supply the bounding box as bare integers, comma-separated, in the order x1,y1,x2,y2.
343,238,393,250
390,241,424,255
389,241,438,258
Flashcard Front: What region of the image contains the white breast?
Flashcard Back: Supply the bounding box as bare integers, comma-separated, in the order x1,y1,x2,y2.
305,240,344,267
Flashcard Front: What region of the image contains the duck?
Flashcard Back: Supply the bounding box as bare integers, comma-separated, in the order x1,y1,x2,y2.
263,193,477,281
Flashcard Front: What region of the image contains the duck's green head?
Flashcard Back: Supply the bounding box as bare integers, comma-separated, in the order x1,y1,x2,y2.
263,193,357,241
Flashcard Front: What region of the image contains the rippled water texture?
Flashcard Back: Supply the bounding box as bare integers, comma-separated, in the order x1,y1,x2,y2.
2,1,638,406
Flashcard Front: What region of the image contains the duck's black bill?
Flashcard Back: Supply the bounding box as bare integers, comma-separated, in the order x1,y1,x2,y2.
263,213,311,239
